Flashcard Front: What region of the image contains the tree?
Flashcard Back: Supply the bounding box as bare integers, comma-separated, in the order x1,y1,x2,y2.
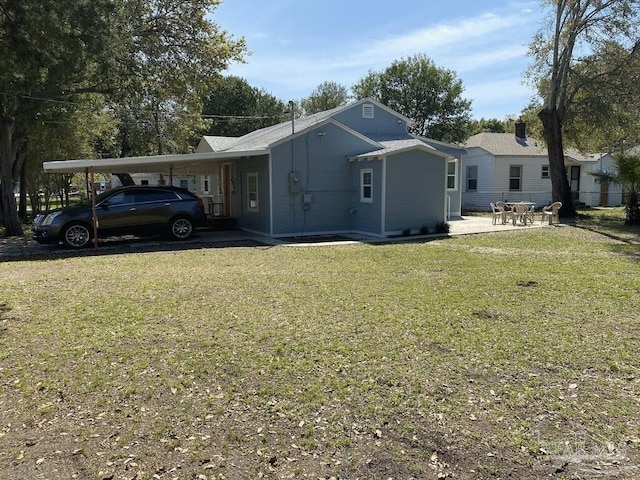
300,81,349,115
468,118,515,136
0,0,245,236
108,0,245,157
591,154,640,225
352,54,472,143
528,0,640,218
203,76,288,137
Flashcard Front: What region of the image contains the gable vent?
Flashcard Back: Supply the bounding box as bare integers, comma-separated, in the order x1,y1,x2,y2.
362,103,374,119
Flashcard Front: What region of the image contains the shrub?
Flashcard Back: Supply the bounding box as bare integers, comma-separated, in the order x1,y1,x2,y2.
435,221,450,234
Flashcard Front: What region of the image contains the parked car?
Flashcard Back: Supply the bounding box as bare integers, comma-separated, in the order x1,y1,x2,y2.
33,185,208,248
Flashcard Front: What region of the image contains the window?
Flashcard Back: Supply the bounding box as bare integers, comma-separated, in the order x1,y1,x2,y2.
466,165,478,191
140,180,149,186
362,103,374,119
541,165,550,179
202,175,210,194
360,168,373,203
247,173,258,212
509,166,522,191
180,179,189,189
447,160,457,190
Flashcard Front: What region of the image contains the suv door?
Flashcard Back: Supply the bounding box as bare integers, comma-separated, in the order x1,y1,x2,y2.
96,190,139,233
130,189,180,228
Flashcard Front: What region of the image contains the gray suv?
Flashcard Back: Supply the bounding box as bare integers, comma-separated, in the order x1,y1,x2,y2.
33,185,208,248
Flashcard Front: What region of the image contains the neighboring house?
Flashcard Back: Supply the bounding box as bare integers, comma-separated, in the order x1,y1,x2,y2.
194,98,465,237
461,123,622,211
42,98,465,238
112,173,197,192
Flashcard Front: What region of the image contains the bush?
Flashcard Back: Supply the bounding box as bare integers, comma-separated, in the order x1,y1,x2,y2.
435,221,450,234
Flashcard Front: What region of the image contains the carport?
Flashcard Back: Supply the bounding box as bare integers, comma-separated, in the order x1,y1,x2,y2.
42,150,269,247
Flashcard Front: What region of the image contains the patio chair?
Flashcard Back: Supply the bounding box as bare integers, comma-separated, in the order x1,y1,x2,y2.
525,203,536,224
490,202,506,225
541,202,562,224
511,202,530,225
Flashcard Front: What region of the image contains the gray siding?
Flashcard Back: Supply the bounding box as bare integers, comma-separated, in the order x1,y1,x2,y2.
236,155,270,234
270,123,375,236
333,102,411,141
350,161,383,235
384,151,446,234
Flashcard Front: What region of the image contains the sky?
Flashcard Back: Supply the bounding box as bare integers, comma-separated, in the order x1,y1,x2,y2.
212,0,546,120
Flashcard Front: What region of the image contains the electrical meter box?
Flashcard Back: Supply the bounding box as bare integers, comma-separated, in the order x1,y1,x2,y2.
289,172,301,194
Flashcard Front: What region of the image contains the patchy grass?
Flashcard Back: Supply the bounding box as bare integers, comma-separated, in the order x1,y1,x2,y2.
1,225,639,479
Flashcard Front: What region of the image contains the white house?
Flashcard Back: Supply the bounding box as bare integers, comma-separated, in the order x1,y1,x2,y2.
461,123,622,211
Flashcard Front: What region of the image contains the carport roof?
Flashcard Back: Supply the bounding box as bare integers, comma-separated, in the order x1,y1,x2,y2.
42,149,269,175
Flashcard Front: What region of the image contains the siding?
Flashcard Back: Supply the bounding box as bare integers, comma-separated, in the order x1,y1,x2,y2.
236,155,270,234
384,150,446,234
270,123,375,236
350,160,383,234
333,102,411,141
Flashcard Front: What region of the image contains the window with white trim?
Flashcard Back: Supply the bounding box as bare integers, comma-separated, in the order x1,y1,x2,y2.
447,160,457,190
541,165,550,179
247,173,258,212
509,165,522,191
466,165,478,191
202,175,211,194
360,168,373,203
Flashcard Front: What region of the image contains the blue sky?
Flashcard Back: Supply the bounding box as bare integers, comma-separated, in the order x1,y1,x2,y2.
213,0,544,120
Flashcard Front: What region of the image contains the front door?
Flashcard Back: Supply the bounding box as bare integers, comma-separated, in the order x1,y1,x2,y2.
600,181,609,206
570,165,580,201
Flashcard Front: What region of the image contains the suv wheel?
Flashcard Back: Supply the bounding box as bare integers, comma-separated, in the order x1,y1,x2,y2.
63,222,92,248
169,216,194,240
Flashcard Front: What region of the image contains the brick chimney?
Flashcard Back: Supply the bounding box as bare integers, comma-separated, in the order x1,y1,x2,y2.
515,120,526,140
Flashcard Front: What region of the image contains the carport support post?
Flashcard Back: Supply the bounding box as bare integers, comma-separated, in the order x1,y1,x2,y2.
88,167,98,249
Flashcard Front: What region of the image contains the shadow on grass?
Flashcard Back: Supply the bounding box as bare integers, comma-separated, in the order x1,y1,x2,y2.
1,235,272,263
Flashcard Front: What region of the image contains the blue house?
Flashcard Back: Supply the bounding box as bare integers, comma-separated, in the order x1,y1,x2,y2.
43,98,465,238
195,98,464,238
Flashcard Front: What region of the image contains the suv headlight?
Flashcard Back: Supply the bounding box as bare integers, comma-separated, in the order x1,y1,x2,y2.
42,211,62,225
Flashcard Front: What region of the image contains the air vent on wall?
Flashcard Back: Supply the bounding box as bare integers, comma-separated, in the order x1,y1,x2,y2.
362,103,374,119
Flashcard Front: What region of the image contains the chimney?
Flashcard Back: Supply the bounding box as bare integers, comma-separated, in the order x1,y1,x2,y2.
515,120,526,140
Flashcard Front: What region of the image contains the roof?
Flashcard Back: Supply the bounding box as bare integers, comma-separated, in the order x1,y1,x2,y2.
464,132,548,156
349,139,449,161
43,98,446,174
464,132,594,162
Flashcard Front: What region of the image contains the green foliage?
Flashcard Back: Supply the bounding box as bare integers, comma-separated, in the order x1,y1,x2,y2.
352,53,472,143
300,81,349,115
203,76,288,137
0,0,247,235
591,154,640,225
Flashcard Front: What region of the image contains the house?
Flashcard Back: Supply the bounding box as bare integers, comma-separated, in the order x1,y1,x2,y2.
193,98,465,237
461,123,622,211
42,98,465,238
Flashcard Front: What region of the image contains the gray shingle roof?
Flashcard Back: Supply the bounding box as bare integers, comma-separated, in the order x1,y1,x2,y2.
464,132,594,161
464,132,548,156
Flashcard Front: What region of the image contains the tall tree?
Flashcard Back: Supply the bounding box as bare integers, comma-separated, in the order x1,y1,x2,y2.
528,0,640,218
0,0,245,236
352,53,472,143
110,0,245,157
203,76,287,137
0,0,115,235
300,81,349,115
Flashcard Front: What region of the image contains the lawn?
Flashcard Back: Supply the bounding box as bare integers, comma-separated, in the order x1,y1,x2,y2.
1,217,639,479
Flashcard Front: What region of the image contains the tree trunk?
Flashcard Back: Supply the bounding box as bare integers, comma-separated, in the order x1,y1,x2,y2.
538,106,576,218
0,113,23,236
